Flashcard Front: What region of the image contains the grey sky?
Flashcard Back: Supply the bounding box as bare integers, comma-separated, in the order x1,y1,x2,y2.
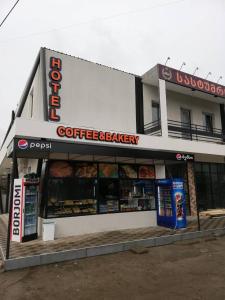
0,0,224,138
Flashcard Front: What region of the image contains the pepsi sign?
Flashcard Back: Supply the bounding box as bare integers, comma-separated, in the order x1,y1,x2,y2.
16,139,52,151
18,139,28,150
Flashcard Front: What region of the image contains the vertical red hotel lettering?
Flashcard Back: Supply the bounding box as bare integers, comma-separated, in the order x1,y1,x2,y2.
49,57,62,121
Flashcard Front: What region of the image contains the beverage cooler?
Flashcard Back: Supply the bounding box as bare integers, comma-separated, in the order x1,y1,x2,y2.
11,176,39,243
155,178,186,229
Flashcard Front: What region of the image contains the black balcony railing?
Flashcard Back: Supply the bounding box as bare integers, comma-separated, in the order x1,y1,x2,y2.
168,120,225,143
144,119,225,144
144,120,161,136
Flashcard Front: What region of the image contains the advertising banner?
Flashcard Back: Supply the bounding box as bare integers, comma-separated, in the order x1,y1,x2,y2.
158,64,225,98
11,178,23,242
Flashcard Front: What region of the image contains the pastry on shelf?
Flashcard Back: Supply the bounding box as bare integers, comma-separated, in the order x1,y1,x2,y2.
64,200,74,206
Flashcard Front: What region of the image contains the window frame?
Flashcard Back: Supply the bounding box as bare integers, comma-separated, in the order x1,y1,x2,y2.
202,112,214,133
152,100,160,122
42,160,156,218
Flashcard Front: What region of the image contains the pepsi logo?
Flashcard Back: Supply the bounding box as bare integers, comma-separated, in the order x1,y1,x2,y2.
176,153,182,160
18,139,28,150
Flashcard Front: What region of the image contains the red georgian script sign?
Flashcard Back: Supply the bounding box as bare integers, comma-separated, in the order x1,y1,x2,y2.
158,64,225,98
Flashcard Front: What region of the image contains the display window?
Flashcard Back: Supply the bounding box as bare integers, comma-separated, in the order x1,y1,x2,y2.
49,161,73,177
43,160,156,218
138,165,155,179
74,163,97,178
119,164,137,179
98,178,119,213
99,163,118,178
120,180,155,212
47,178,97,217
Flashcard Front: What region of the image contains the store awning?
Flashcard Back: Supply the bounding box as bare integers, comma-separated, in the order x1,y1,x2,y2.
9,137,194,161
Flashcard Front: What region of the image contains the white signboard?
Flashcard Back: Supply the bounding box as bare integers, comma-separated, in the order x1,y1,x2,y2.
11,178,23,242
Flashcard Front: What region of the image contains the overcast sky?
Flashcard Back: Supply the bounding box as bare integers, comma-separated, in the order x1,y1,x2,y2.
0,0,224,139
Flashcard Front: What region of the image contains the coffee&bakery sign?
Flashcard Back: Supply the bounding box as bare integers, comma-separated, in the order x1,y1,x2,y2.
57,126,140,145
158,64,225,98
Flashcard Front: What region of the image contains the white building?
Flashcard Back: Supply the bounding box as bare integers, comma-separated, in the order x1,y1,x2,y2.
1,48,225,241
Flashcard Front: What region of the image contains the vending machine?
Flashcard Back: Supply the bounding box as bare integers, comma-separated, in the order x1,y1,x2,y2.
11,176,39,242
155,178,186,229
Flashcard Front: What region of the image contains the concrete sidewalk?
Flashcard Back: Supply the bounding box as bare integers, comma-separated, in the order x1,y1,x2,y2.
1,214,225,270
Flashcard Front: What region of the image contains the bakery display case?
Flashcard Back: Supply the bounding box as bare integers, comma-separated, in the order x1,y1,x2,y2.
47,198,97,217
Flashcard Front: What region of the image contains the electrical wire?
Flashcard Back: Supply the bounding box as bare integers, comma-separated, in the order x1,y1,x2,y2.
0,0,20,29
0,0,186,44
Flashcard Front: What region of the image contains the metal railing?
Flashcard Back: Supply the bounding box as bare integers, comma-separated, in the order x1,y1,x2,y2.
168,120,225,144
144,119,225,144
144,120,161,136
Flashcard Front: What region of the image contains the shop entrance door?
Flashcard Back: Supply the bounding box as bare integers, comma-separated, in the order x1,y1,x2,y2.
181,108,192,140
195,163,225,210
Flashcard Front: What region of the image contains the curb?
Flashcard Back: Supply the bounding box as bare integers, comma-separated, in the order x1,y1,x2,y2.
3,227,225,271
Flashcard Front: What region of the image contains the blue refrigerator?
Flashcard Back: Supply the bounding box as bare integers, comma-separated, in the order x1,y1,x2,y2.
155,178,186,229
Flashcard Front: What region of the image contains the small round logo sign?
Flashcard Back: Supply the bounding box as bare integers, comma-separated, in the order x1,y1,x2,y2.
18,139,28,150
162,67,172,81
176,153,182,160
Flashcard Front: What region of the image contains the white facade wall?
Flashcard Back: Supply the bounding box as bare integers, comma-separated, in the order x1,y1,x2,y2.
167,90,222,129
45,49,136,133
20,65,44,121
143,83,222,129
48,211,157,238
143,84,159,125
13,118,225,157
21,92,32,119
32,65,44,121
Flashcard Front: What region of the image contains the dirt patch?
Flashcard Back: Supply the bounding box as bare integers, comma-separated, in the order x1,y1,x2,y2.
1,236,225,300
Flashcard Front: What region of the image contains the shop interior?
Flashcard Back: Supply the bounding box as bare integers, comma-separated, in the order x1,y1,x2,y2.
41,158,156,218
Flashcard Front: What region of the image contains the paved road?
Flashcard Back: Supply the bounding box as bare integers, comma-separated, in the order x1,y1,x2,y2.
0,235,225,300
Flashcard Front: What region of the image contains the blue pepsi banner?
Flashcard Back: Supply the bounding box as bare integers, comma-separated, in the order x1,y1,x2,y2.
156,178,186,229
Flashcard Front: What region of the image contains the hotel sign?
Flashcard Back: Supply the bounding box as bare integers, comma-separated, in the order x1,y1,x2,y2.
48,57,62,122
158,64,225,98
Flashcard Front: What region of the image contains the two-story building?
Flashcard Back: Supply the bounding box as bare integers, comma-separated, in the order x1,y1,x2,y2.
1,47,225,240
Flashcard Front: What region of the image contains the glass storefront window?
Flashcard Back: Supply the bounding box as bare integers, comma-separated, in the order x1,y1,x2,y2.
74,163,97,178
119,165,137,179
195,162,225,210
120,180,155,212
98,178,119,213
99,163,118,178
138,165,155,179
44,161,156,218
47,178,97,217
49,161,73,177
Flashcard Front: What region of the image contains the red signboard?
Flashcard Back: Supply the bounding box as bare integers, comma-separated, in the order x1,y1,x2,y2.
158,64,225,98
49,57,62,122
57,126,140,145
